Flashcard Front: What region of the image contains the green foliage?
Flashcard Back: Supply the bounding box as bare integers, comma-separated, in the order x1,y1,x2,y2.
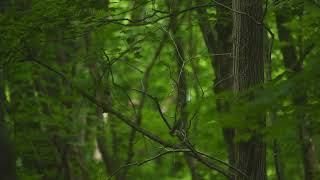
0,0,319,179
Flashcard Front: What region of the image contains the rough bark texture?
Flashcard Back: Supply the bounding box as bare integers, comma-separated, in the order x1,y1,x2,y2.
275,4,319,180
232,0,266,180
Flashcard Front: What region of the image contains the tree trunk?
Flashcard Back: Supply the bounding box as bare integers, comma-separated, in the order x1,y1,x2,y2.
275,4,319,179
232,0,266,179
264,27,285,180
0,69,16,180
85,32,120,179
195,0,235,172
84,1,121,178
168,1,200,179
0,2,16,179
214,0,235,170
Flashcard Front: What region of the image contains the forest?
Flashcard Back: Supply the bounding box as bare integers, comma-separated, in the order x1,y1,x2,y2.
0,0,320,179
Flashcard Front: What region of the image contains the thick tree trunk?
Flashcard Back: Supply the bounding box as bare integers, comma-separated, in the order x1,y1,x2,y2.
232,0,266,180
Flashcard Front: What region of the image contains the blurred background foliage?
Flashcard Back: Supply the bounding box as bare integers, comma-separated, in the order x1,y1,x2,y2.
0,0,320,179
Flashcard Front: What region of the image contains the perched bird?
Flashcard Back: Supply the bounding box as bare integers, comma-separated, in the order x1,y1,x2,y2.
170,119,186,136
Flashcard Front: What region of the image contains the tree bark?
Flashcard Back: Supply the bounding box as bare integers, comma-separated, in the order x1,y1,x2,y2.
232,0,266,179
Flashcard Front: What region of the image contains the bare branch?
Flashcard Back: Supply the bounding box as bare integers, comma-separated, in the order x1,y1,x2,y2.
107,149,191,180
29,58,176,148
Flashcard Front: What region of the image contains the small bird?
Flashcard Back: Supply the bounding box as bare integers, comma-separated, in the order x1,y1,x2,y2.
170,119,185,136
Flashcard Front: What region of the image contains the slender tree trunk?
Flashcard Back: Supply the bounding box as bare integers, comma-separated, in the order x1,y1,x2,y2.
122,32,167,179
167,1,200,179
275,4,319,179
188,0,200,131
84,1,121,178
264,29,284,180
232,0,266,179
214,0,235,170
195,0,235,173
85,32,120,179
195,0,217,57
171,21,201,180
168,0,188,135
0,2,16,179
0,69,16,180
121,1,154,178
299,114,319,180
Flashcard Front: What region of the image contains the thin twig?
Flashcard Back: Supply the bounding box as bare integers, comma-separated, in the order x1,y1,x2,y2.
107,149,191,180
